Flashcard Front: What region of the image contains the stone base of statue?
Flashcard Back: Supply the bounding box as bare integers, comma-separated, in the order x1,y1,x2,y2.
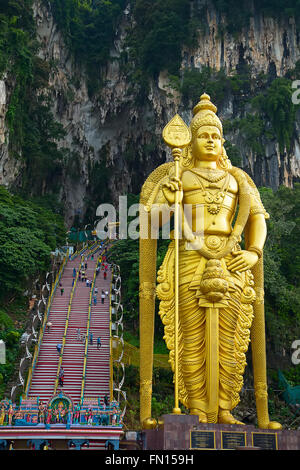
142,414,300,450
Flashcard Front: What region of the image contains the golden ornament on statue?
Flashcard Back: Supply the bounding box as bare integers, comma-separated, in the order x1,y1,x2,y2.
162,114,191,149
139,93,282,430
142,417,157,429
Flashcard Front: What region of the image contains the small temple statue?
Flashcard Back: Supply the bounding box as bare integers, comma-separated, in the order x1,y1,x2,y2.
0,404,6,425
139,93,281,429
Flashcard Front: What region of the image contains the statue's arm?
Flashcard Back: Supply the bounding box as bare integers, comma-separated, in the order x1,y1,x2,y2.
246,213,267,254
227,213,267,272
227,213,266,269
143,173,180,233
227,172,268,272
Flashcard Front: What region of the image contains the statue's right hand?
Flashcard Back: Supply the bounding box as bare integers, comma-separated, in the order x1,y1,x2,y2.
162,177,183,205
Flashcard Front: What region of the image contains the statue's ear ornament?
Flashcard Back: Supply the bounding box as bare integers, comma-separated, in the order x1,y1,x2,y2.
181,144,193,168
217,145,232,170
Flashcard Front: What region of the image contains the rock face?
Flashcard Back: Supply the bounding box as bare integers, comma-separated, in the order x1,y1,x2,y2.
1,1,300,225
184,6,300,76
0,78,22,188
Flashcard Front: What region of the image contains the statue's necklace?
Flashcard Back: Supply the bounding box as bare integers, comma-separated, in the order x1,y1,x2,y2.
196,172,230,215
191,167,227,183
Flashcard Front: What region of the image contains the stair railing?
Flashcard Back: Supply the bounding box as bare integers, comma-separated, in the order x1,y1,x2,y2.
80,258,99,404
109,267,114,400
110,264,127,418
88,240,103,257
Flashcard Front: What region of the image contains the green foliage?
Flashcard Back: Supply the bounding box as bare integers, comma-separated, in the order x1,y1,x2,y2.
223,141,242,167
110,237,139,327
123,330,139,348
179,65,252,107
180,67,230,105
122,365,176,428
152,367,186,417
285,59,300,81
210,0,300,34
123,0,199,90
5,330,20,347
284,366,300,387
84,151,113,223
211,0,252,35
0,185,65,397
45,0,300,94
238,113,265,154
251,78,297,153
221,75,297,156
0,297,28,399
260,184,300,350
257,0,300,22
0,0,36,77
0,310,13,329
151,396,173,419
17,94,67,193
48,0,126,93
0,1,69,194
0,186,66,300
130,0,195,77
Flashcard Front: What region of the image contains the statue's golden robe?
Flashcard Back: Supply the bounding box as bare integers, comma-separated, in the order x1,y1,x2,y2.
157,239,256,414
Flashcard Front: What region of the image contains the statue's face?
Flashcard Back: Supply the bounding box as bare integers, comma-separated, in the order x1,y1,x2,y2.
192,125,222,162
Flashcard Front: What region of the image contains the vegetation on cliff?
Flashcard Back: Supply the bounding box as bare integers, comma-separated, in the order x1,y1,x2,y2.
0,185,66,398
0,1,71,195
0,186,65,300
48,0,127,94
212,0,300,32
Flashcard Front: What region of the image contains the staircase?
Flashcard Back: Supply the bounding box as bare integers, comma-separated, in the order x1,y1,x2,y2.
83,267,111,399
56,257,97,403
27,247,112,406
28,258,78,401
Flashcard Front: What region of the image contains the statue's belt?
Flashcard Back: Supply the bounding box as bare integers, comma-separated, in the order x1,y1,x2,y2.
171,233,236,255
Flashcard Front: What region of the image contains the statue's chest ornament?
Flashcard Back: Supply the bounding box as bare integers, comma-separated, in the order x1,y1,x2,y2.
191,170,230,215
203,190,226,214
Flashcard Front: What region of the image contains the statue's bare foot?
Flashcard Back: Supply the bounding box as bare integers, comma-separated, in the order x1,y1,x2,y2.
218,410,244,425
190,408,208,423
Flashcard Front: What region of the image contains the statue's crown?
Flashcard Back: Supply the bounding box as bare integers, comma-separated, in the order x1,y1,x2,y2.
193,93,217,115
191,93,222,136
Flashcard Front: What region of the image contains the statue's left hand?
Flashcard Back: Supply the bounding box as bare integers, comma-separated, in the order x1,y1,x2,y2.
227,250,258,272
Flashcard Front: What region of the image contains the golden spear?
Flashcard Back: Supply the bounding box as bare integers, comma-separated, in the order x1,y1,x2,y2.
162,114,191,414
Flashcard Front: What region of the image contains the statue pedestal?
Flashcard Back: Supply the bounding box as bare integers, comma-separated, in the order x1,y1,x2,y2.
142,414,300,450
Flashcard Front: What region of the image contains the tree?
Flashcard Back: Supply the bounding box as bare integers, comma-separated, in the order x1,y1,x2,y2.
260,185,300,351
0,186,66,300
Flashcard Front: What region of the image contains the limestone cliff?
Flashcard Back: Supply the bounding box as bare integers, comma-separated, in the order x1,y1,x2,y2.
1,0,300,225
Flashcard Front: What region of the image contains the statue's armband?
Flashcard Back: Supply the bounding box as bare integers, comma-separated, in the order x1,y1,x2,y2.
240,169,269,220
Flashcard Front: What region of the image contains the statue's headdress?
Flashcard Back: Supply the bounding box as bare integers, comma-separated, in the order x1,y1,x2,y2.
190,93,223,138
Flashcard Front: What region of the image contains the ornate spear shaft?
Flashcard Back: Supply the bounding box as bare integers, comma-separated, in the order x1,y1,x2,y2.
172,147,181,414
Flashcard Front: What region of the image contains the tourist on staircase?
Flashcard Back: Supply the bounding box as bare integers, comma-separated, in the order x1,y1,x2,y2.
59,368,64,387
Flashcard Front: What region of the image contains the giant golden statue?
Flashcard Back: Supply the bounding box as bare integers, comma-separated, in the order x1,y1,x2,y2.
139,94,281,430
